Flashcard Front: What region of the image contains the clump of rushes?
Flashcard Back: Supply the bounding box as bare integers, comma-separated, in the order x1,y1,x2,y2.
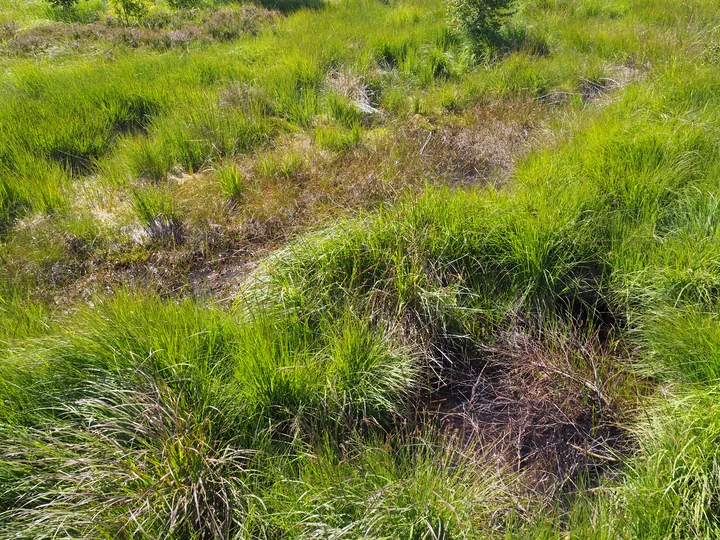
258,151,304,180
44,0,78,10
0,296,259,537
0,379,256,538
0,287,48,344
216,162,245,205
614,387,720,538
132,186,183,243
313,124,362,152
0,295,422,537
264,433,516,537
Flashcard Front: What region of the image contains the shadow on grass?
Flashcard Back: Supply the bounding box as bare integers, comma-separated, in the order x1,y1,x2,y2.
497,23,551,56
469,23,551,61
49,5,104,25
253,0,325,13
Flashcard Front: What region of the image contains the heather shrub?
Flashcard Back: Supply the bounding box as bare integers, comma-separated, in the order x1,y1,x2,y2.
168,0,204,8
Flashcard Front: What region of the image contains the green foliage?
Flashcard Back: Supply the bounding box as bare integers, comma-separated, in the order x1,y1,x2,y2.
264,434,512,537
0,0,672,231
216,162,244,203
243,44,720,537
131,186,184,243
446,0,516,48
111,0,147,24
2,0,720,536
0,288,48,345
258,151,303,180
0,296,256,537
167,0,203,8
0,294,421,537
313,124,361,152
610,388,720,538
44,0,77,10
132,186,177,225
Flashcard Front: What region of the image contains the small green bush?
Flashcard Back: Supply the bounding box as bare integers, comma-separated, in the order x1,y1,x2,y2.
111,0,148,25
446,0,516,48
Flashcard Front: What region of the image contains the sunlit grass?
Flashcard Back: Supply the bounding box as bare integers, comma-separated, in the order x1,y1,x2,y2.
1,0,720,537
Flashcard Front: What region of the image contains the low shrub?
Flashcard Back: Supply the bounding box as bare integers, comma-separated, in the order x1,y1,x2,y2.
111,0,148,25
446,0,516,49
168,0,204,8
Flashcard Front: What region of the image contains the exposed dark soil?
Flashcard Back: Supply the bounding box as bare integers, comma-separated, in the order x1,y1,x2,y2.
423,322,648,499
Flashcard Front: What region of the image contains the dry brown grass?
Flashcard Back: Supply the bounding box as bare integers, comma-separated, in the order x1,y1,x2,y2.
428,321,649,500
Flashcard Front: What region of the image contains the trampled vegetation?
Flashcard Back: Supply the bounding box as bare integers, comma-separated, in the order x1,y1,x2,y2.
1,0,719,537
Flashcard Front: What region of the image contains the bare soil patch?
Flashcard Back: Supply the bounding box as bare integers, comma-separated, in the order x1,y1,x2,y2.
426,322,648,499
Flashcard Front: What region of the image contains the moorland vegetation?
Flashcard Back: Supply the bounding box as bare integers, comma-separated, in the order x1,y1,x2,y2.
1,0,719,537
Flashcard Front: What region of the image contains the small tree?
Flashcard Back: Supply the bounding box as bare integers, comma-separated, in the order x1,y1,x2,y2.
447,0,515,48
111,0,148,25
45,0,79,10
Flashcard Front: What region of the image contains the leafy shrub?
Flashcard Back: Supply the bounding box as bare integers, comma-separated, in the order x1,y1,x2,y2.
446,0,516,48
111,0,148,25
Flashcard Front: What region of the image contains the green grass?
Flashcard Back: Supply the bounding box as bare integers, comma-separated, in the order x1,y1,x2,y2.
0,294,420,536
2,0,720,537
0,0,682,237
0,0,48,24
216,161,246,202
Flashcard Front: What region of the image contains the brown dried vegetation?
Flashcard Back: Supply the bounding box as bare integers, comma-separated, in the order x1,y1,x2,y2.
429,322,648,499
0,6,275,55
2,97,543,307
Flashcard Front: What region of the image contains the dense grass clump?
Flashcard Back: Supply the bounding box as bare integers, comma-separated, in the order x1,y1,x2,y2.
0,295,423,537
616,388,720,538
